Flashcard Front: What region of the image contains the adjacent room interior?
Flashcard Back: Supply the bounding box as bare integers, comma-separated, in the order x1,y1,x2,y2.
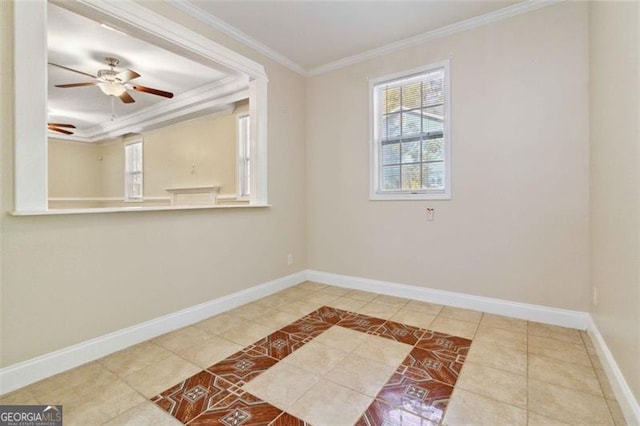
1,0,638,425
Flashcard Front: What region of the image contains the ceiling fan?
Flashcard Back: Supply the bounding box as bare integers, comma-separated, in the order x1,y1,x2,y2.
49,57,174,104
47,123,76,135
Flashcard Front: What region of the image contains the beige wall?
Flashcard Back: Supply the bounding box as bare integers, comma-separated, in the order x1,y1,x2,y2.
143,111,237,197
589,1,640,402
48,138,102,198
0,1,307,366
48,110,240,204
307,2,590,310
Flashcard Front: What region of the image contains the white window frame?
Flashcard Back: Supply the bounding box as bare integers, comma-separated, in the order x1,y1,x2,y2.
236,114,250,200
369,60,451,201
124,138,143,202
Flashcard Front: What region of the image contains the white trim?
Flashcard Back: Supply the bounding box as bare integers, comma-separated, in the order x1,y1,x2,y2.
308,0,562,76
236,113,250,199
166,0,307,76
586,316,640,426
307,270,588,329
11,203,270,216
369,60,452,201
0,271,306,395
14,0,269,213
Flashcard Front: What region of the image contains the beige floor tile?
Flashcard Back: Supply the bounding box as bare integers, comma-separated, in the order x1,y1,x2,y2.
242,362,319,410
372,294,410,307
351,333,413,367
99,341,173,377
528,335,591,367
456,362,527,407
528,322,583,345
528,354,602,396
403,300,443,316
326,296,368,312
276,300,323,317
76,379,146,423
283,340,350,376
481,313,527,334
325,353,395,397
527,411,568,425
0,387,38,405
151,326,212,353
606,398,627,426
439,306,483,324
316,286,351,297
217,318,275,346
192,313,242,335
475,324,528,351
442,388,527,426
429,317,478,339
595,368,616,400
304,291,341,305
227,302,280,320
123,353,201,398
253,310,300,330
354,301,402,319
589,347,606,370
343,289,379,302
580,330,595,349
175,335,243,369
390,307,436,329
466,340,527,376
30,362,118,402
312,325,367,352
294,281,328,291
104,401,183,425
253,293,289,308
287,378,373,426
528,379,613,425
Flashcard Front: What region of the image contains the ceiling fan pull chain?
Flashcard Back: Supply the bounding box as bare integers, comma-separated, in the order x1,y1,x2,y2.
111,96,116,121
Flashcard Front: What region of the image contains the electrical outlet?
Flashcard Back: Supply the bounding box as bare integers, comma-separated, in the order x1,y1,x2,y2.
592,287,598,306
287,254,293,265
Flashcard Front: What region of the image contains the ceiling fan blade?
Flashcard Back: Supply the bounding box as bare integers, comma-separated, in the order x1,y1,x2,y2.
119,91,135,104
47,123,76,128
48,126,74,135
48,62,96,79
131,85,174,99
116,69,140,82
55,82,97,88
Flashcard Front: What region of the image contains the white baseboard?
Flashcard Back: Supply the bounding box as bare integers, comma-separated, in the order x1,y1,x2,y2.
307,270,589,329
0,271,306,395
587,316,640,426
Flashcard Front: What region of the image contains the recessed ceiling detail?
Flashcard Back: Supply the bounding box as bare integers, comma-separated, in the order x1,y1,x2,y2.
47,3,240,141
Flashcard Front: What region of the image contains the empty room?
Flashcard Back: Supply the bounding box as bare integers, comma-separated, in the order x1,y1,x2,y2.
0,0,638,425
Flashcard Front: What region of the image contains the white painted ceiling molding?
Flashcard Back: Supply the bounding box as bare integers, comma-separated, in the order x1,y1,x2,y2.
308,0,563,76
166,0,307,76
56,77,249,142
167,0,562,77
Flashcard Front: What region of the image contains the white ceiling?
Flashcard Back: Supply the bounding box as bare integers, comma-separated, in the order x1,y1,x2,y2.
184,0,521,72
47,3,228,133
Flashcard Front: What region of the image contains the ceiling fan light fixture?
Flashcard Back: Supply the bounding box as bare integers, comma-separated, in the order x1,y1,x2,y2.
98,82,126,97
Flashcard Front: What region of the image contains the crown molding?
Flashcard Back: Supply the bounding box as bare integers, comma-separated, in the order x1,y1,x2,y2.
53,77,248,142
308,0,562,76
167,0,308,76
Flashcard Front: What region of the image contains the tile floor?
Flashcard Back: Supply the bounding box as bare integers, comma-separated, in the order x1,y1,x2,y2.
0,282,627,425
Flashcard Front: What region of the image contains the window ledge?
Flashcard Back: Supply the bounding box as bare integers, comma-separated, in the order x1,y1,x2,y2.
370,192,451,201
9,203,271,216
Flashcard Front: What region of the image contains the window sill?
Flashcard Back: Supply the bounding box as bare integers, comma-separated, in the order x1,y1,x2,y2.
370,192,451,201
9,203,271,216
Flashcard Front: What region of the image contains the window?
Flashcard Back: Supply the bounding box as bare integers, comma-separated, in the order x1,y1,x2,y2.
124,139,143,201
237,115,250,198
370,61,451,200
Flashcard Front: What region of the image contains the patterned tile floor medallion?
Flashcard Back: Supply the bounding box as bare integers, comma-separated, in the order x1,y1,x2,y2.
152,306,471,425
